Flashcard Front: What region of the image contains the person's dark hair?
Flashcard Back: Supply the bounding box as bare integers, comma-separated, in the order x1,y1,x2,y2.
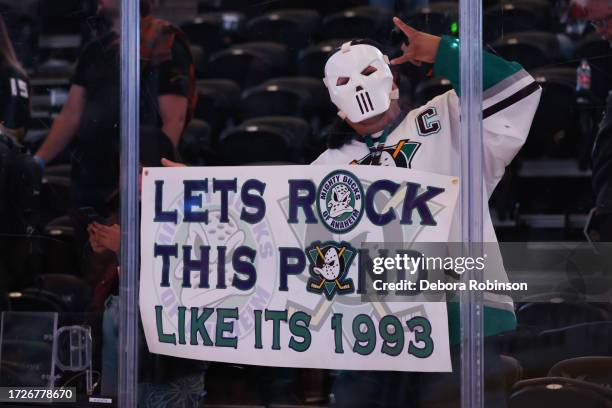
140,0,152,17
324,39,410,149
0,15,24,75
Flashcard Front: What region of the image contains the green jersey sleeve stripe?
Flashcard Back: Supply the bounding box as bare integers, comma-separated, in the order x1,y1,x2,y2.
483,81,541,119
483,69,530,100
433,35,524,96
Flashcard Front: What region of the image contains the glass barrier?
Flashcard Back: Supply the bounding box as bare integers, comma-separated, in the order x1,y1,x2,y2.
482,0,612,406
2,0,612,407
136,1,481,407
0,0,122,405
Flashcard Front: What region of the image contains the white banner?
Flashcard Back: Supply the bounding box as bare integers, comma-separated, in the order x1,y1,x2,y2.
140,165,459,372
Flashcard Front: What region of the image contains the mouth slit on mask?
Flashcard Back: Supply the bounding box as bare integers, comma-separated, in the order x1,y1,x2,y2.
356,91,374,114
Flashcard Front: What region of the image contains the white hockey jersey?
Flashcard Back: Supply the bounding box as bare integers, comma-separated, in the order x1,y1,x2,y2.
312,36,542,342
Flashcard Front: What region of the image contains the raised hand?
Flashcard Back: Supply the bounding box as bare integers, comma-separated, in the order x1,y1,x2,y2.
389,17,441,67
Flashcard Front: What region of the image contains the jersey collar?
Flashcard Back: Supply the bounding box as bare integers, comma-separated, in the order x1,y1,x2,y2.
363,109,407,150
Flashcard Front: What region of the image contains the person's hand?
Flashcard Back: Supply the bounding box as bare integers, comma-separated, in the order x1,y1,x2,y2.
161,158,186,167
89,222,121,255
390,17,441,67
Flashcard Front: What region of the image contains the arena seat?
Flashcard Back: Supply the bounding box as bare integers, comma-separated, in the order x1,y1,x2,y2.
0,291,9,311
31,87,69,115
513,322,612,378
548,357,612,388
492,32,560,70
509,377,612,407
501,355,524,390
35,58,75,78
320,6,393,42
263,76,336,126
36,0,91,34
190,45,206,78
237,42,290,70
195,79,241,138
245,9,320,54
484,0,552,42
241,116,311,158
558,276,612,305
33,274,92,313
241,77,332,158
197,0,259,13
39,176,71,225
522,67,578,159
414,76,453,105
520,290,586,303
198,0,367,15
218,123,298,165
263,77,329,107
180,12,245,56
44,164,72,179
297,39,347,78
35,0,92,63
0,3,36,68
517,302,610,331
8,290,66,313
208,42,289,87
240,83,311,120
403,2,459,37
179,119,216,166
576,32,612,61
575,32,612,102
36,0,92,18
514,186,591,241
41,216,79,278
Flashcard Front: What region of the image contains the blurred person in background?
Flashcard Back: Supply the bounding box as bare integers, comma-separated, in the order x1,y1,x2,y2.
0,14,30,142
0,13,33,292
86,129,206,406
580,0,612,241
32,0,196,214
582,0,612,45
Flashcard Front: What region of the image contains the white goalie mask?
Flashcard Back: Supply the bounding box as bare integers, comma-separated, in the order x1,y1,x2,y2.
323,41,395,123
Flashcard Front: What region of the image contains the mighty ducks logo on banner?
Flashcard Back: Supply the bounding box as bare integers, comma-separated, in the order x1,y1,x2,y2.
317,170,364,233
139,165,459,373
306,241,356,300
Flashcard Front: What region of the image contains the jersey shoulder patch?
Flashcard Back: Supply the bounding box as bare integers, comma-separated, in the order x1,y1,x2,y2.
415,107,441,136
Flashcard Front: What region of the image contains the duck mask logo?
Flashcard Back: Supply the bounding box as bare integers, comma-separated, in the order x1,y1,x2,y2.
306,241,356,300
323,42,395,123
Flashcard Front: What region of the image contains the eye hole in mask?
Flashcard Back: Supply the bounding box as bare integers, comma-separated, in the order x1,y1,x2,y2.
361,66,378,76
335,65,378,86
336,77,350,86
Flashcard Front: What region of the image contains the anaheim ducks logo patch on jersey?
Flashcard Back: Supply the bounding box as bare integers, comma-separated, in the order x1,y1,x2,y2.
351,139,421,168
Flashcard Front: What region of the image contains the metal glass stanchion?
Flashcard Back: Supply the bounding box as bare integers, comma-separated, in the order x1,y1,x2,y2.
118,0,140,406
459,0,485,405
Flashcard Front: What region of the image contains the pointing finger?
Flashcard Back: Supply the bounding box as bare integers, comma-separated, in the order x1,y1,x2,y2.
393,17,417,39
390,54,413,65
